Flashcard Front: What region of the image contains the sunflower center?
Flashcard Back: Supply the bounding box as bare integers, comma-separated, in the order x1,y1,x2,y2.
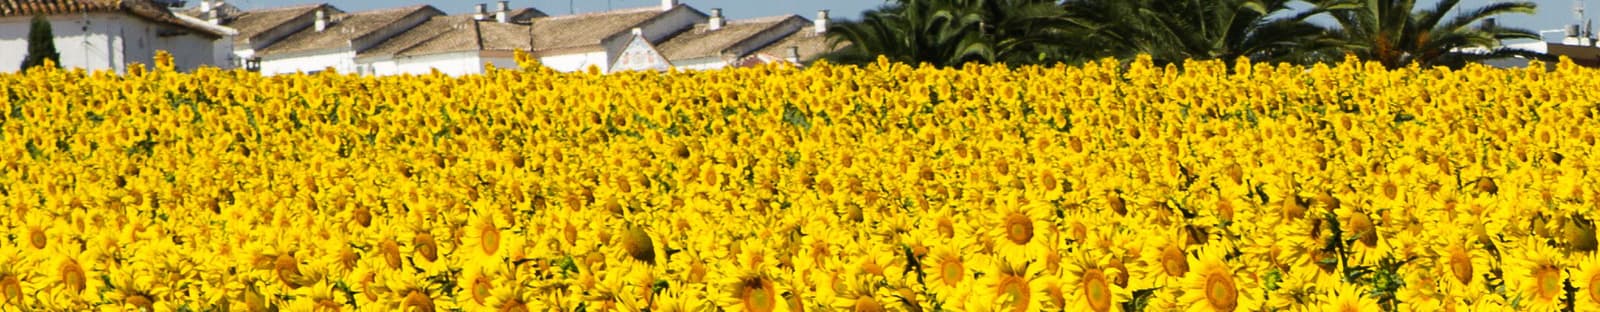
275,254,302,287
1044,283,1066,309
1381,181,1399,200
940,259,965,286
480,225,501,256
125,294,154,310
1004,212,1034,245
28,228,46,249
1083,269,1112,312
316,298,342,310
1203,272,1238,311
1448,248,1473,285
1535,267,1563,300
1589,272,1600,305
415,233,439,262
0,275,20,303
472,276,494,304
1161,245,1188,277
353,207,372,227
854,296,886,312
1348,212,1378,247
622,226,656,264
60,259,87,293
741,277,778,312
403,290,436,312
380,239,403,269
997,274,1032,311
937,218,956,239
499,300,530,312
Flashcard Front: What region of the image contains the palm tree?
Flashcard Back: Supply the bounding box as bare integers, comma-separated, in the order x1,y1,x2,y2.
1062,0,1340,66
1315,0,1540,69
823,0,1076,67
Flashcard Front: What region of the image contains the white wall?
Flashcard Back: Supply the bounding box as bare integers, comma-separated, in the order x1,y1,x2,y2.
539,50,608,73
260,50,356,75
672,56,725,71
154,28,220,71
371,51,482,76
1,14,124,72
483,55,518,71
1,13,224,73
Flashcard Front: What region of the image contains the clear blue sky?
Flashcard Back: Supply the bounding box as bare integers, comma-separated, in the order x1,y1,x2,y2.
220,0,1587,41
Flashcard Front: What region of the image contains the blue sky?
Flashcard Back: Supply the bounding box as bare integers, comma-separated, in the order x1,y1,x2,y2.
220,0,1588,42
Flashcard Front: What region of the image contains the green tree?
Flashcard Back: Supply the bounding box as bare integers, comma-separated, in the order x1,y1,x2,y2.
823,0,1075,67
1062,0,1342,66
1316,0,1541,69
21,15,61,70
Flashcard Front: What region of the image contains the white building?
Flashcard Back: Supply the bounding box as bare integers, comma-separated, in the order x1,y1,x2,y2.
526,0,707,73
250,5,442,75
747,10,842,67
0,0,231,73
356,2,545,76
653,10,810,70
183,1,338,71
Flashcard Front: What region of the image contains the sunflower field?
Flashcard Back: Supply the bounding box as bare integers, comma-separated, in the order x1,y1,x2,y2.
2,53,1600,312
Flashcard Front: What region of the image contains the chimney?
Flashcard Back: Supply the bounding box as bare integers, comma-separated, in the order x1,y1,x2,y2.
815,10,829,35
1483,18,1495,31
496,1,510,23
661,0,677,11
200,0,212,13
786,46,800,64
315,9,328,32
709,9,724,31
474,3,488,21
632,27,645,39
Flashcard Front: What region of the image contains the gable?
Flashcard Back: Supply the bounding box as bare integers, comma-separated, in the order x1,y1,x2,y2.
610,34,669,73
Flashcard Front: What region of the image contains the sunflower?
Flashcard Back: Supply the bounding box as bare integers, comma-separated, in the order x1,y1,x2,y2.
986,193,1054,262
1316,282,1379,312
1505,241,1568,312
977,256,1046,312
1062,250,1131,312
1266,268,1331,311
716,268,789,312
826,271,897,312
1572,253,1600,312
463,206,510,260
652,280,709,312
1437,236,1492,296
924,243,984,299
1131,230,1190,290
1178,244,1262,312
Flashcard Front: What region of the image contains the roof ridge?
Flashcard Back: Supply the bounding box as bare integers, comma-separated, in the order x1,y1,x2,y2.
243,3,325,13
726,14,803,25
534,5,657,21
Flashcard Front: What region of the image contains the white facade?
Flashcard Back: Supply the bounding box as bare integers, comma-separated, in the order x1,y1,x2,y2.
368,51,482,76
364,52,520,76
0,13,222,73
539,51,609,72
610,35,670,72
259,50,355,75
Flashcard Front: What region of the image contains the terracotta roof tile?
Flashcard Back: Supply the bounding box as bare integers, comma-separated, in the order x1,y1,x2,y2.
655,15,802,61
256,4,439,57
3,0,226,38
